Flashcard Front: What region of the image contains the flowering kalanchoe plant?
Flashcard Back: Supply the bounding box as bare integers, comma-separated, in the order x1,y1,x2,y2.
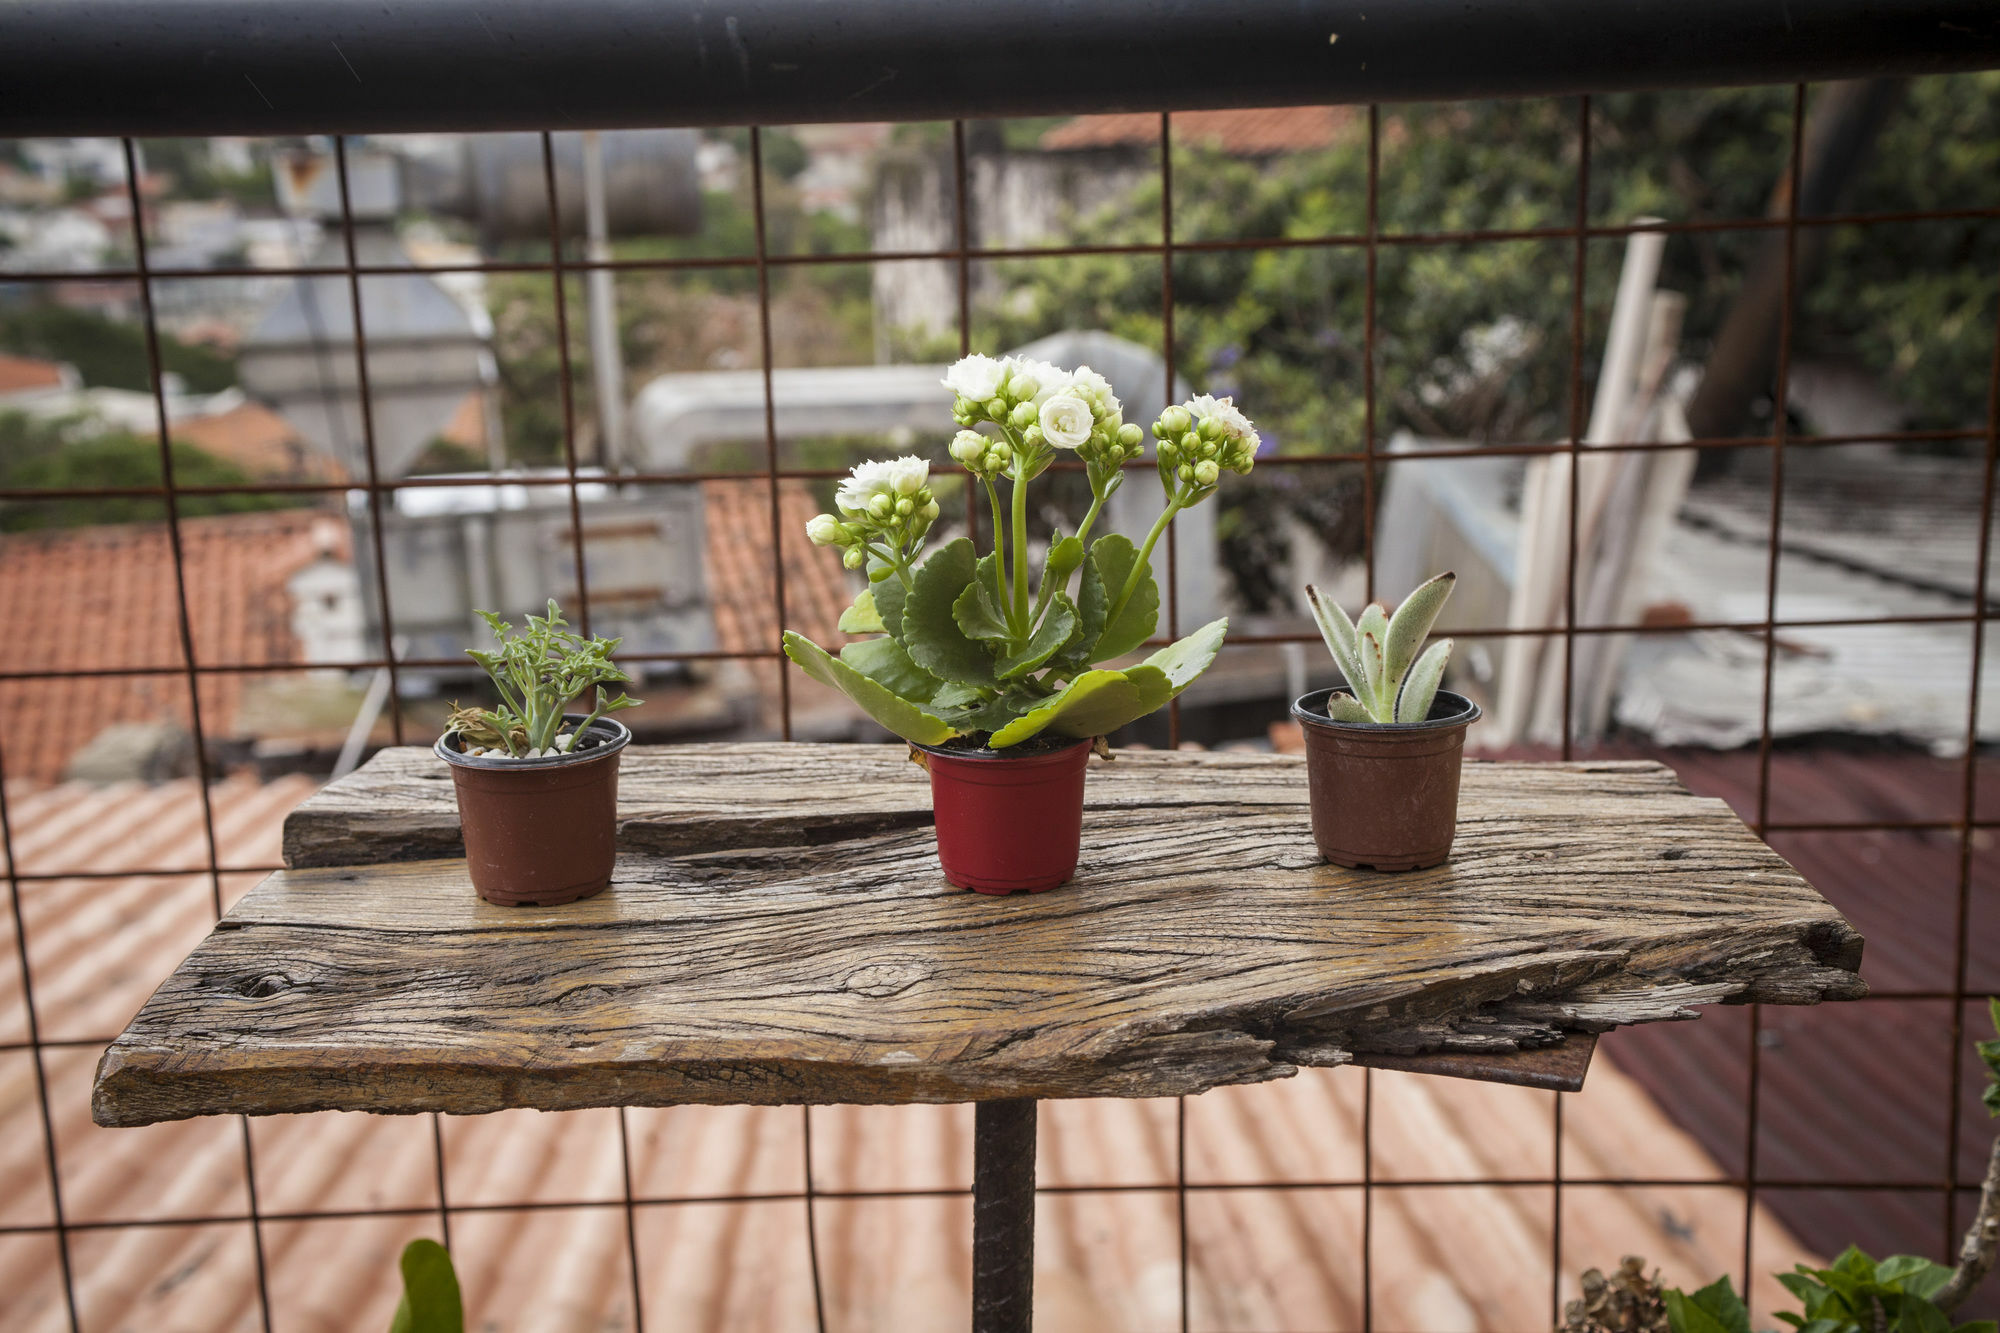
784,355,1258,748
445,600,641,758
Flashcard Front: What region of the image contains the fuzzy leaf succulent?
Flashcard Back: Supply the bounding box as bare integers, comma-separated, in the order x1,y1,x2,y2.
784,355,1259,748
446,600,640,757
1305,572,1456,724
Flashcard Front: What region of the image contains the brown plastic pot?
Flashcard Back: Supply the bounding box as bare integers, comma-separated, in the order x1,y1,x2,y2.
433,715,631,906
1290,687,1481,871
913,738,1093,894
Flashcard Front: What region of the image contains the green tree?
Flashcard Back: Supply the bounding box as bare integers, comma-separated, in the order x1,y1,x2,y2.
0,411,307,531
0,299,237,394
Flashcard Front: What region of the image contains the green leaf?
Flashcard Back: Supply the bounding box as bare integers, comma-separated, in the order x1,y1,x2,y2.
1394,638,1453,723
1834,1248,1880,1279
783,632,960,746
1050,548,1111,673
997,596,1077,679
1699,1277,1753,1333
1381,571,1455,690
389,1239,462,1333
1877,1256,1947,1293
1796,1321,1852,1333
1043,534,1086,590
840,636,943,702
1951,1321,1999,1333
1321,691,1377,723
953,555,1014,645
1305,583,1367,691
931,682,986,709
1665,1289,1738,1333
902,539,1000,686
1356,603,1389,710
987,665,1174,747
837,589,886,635
875,579,908,639
1086,534,1159,662
1898,1297,1952,1333
1141,617,1228,694
941,685,1051,735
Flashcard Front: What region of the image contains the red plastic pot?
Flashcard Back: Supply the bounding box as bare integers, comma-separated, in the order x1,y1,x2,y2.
434,716,631,906
1291,687,1481,871
914,738,1094,894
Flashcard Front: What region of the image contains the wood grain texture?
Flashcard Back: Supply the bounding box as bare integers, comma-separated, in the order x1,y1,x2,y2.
95,746,1864,1127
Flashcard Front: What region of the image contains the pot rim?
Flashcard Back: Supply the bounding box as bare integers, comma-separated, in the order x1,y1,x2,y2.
1291,686,1481,735
911,735,1095,763
434,714,632,771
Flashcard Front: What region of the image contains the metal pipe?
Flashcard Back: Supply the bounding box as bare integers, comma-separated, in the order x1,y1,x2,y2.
3,0,1996,137
973,1099,1038,1333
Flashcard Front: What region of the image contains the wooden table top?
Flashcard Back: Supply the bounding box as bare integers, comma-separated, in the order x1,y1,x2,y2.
92,744,1864,1128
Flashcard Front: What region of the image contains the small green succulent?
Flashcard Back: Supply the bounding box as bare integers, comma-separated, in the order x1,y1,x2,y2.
1304,572,1456,724
447,600,639,757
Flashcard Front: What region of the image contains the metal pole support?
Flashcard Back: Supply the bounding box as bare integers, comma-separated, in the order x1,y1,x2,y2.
972,1097,1037,1333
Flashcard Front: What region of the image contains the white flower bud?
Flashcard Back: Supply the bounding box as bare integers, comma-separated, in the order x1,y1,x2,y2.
1117,422,1143,448
895,496,915,516
842,546,865,569
805,513,843,546
923,499,940,522
1194,459,1220,487
1156,405,1192,438
868,493,893,520
950,430,988,466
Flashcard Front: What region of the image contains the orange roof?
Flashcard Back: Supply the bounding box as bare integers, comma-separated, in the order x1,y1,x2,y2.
172,401,346,484
0,353,71,396
0,509,348,782
1042,106,1356,156
701,477,852,659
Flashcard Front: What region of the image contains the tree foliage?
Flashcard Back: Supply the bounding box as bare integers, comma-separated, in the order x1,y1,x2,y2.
0,299,237,395
0,411,304,531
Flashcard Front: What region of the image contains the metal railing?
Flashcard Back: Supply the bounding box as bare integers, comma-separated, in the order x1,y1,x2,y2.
3,7,2000,1328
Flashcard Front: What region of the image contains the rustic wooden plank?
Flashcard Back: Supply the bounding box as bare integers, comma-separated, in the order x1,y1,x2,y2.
282,743,1694,867
1354,1032,1598,1093
95,749,1863,1127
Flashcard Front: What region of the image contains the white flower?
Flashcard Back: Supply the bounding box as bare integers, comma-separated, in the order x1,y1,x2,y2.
1066,365,1120,416
1186,393,1258,443
942,353,1007,403
1038,394,1095,450
805,513,843,546
1003,356,1068,406
836,456,928,515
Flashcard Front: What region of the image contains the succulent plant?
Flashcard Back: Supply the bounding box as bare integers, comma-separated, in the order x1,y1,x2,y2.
446,600,640,758
782,357,1257,749
1304,571,1456,724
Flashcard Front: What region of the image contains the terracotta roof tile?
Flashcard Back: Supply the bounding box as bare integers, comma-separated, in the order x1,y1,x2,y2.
0,353,71,396
1041,106,1356,156
700,478,853,659
171,402,346,484
0,508,349,782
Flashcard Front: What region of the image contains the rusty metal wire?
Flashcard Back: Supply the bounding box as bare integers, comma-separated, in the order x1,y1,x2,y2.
1,85,1996,1333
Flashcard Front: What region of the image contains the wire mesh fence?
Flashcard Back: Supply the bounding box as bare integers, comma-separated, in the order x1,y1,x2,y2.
1,79,1998,1331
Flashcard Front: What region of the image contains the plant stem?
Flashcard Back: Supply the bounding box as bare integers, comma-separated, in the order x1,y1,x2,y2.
1072,492,1106,550
982,476,1011,620
1939,1128,2000,1312
1009,463,1031,635
1105,494,1183,633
